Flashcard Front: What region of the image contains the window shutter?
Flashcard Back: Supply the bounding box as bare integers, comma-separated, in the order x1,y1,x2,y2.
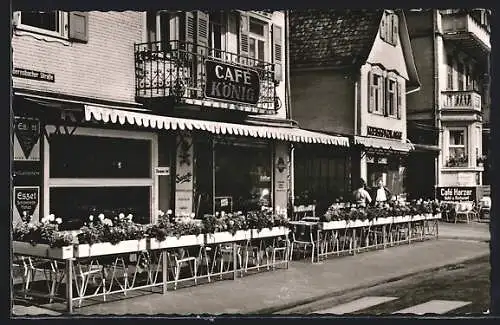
239,13,249,65
396,81,402,119
69,12,89,43
368,71,374,113
380,13,386,41
184,11,195,44
392,13,399,46
384,76,389,116
195,11,209,97
272,24,283,82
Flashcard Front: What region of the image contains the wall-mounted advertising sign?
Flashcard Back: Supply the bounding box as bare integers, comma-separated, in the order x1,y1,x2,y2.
436,186,476,202
367,126,402,140
204,59,260,105
14,117,40,161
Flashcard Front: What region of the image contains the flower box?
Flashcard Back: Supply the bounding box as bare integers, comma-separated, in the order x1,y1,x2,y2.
321,220,347,230
13,241,73,259
352,220,370,228
74,239,147,258
251,226,289,239
205,230,252,244
374,217,392,226
148,235,204,250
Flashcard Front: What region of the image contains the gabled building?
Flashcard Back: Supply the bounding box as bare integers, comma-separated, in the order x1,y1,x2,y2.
405,9,491,202
289,9,421,211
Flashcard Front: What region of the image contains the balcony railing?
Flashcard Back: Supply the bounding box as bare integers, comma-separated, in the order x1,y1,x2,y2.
134,40,279,114
441,12,491,51
441,90,481,112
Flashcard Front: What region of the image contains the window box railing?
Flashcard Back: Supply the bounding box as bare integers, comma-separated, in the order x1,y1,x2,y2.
441,90,481,112
134,40,279,114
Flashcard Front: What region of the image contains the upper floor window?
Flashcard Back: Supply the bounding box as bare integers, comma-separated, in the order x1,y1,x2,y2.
368,68,402,119
14,11,88,43
380,11,399,46
16,11,68,39
447,55,454,90
248,17,267,63
446,128,468,168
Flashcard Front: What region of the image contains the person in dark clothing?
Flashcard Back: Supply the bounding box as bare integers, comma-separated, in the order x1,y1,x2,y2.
371,178,391,204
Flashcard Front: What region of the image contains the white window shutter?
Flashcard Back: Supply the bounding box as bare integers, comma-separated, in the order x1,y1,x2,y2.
69,12,89,43
397,81,402,119
239,12,249,65
392,13,399,46
272,24,283,82
368,71,374,113
380,13,386,41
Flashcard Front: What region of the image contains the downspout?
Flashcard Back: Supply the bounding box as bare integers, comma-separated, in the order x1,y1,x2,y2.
284,10,295,208
433,9,441,192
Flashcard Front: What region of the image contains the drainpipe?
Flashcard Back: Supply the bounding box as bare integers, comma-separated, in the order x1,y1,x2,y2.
284,10,295,209
433,9,441,192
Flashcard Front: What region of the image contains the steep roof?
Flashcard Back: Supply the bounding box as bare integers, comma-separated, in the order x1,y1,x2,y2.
289,9,385,69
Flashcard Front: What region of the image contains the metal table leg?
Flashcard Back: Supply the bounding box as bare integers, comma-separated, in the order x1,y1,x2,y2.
65,258,73,314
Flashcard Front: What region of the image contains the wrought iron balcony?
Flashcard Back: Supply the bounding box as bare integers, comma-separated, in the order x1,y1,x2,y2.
441,90,481,112
441,11,490,53
134,40,280,115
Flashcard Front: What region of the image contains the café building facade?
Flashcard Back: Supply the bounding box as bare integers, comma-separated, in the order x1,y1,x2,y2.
289,9,421,209
11,10,348,228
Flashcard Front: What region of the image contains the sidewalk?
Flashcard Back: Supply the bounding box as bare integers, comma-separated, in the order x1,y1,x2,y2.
12,222,491,316
438,221,490,242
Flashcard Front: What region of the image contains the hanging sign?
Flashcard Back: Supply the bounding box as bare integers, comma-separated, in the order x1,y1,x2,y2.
14,186,40,220
204,59,261,105
14,117,40,161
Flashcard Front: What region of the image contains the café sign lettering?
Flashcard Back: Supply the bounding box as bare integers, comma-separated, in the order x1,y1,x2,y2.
436,186,476,202
367,126,402,140
204,59,260,105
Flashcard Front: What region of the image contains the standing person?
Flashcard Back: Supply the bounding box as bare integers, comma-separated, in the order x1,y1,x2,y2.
353,178,372,207
372,178,391,203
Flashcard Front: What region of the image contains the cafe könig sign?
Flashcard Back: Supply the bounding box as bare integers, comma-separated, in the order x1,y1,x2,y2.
204,59,260,105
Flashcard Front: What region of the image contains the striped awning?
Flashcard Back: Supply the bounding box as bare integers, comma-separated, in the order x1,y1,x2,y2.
354,136,413,152
85,105,349,146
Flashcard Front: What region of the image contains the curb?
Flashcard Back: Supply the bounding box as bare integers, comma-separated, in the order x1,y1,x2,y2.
251,253,490,315
439,236,490,243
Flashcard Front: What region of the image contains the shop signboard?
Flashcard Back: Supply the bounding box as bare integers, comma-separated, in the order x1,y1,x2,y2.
367,126,402,140
436,186,476,202
13,67,55,83
204,59,260,105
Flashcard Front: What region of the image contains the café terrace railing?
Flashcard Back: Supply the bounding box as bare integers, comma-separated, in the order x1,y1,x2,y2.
134,40,279,114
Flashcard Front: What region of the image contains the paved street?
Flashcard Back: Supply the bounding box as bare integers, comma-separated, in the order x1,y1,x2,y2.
12,231,489,316
285,255,489,315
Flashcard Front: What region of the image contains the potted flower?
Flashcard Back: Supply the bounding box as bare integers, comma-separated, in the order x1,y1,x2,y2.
477,155,487,167
251,206,290,239
13,214,74,259
74,213,147,258
203,211,252,244
147,210,204,249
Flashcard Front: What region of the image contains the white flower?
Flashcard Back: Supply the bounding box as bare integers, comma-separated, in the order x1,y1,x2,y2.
55,218,62,224
158,210,165,217
41,216,48,224
103,218,113,226
48,214,55,222
119,213,125,219
215,212,219,216
98,213,105,221
221,211,225,217
127,214,133,221
190,213,196,218
167,209,172,215
89,215,94,221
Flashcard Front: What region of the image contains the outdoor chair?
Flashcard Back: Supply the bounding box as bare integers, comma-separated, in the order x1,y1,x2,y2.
167,249,197,290
289,224,317,263
210,243,243,280
73,258,106,306
479,196,491,220
455,201,478,224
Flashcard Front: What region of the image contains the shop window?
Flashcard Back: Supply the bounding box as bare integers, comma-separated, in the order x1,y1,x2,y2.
46,129,156,230
214,143,271,213
15,11,69,39
446,128,468,167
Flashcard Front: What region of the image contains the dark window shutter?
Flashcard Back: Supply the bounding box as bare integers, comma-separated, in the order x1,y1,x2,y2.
272,24,282,82
392,13,399,46
195,11,209,97
397,81,402,119
368,71,374,113
384,76,389,116
195,11,209,48
380,13,386,41
239,13,249,65
69,12,88,43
